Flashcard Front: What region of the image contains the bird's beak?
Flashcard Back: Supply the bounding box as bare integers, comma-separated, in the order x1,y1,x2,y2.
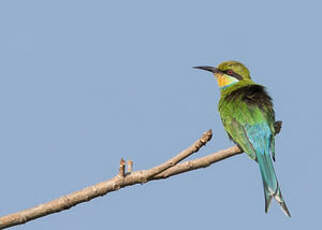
193,66,221,74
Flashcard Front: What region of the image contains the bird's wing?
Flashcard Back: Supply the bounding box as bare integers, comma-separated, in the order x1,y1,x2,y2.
219,85,276,161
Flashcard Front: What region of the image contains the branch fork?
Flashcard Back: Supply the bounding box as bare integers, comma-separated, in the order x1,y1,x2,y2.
0,129,246,229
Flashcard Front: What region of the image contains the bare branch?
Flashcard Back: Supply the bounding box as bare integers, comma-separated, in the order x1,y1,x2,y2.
139,129,213,182
0,129,243,229
153,146,242,179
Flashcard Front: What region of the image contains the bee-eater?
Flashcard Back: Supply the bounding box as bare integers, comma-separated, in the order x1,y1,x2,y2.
194,61,290,217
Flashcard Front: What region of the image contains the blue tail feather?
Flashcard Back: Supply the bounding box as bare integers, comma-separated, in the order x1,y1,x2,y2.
245,123,291,217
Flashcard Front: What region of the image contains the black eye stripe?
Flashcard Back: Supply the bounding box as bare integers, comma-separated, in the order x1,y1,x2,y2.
223,70,243,80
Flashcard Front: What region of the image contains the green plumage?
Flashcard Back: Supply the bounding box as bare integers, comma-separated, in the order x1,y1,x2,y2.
194,61,291,217
218,80,275,161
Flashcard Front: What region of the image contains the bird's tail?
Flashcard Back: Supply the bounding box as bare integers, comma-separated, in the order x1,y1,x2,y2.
256,151,291,217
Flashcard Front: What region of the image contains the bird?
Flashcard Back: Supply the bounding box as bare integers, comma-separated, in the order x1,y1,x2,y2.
194,61,291,217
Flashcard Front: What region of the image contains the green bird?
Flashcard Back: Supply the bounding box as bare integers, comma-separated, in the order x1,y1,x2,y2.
194,61,290,217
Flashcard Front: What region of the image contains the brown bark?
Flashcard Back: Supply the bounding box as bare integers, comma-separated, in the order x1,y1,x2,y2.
0,129,243,229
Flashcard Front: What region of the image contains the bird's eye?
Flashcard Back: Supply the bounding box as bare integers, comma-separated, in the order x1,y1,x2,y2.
227,70,234,75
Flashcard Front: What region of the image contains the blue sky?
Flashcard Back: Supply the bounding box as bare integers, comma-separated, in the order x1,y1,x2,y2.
0,0,321,229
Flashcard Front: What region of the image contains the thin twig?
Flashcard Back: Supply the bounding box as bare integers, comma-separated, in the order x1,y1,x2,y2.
153,146,242,179
119,158,126,177
138,129,213,182
127,160,133,173
0,129,243,229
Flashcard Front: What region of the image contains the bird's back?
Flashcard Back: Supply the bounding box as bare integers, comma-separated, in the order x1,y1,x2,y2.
218,83,276,160
218,83,290,216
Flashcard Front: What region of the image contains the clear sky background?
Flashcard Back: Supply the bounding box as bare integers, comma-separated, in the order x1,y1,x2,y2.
0,0,321,229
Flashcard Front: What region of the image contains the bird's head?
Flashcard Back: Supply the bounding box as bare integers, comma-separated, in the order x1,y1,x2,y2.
194,61,251,89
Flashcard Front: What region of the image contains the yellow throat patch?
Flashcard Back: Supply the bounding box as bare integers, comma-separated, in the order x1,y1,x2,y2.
215,73,239,89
